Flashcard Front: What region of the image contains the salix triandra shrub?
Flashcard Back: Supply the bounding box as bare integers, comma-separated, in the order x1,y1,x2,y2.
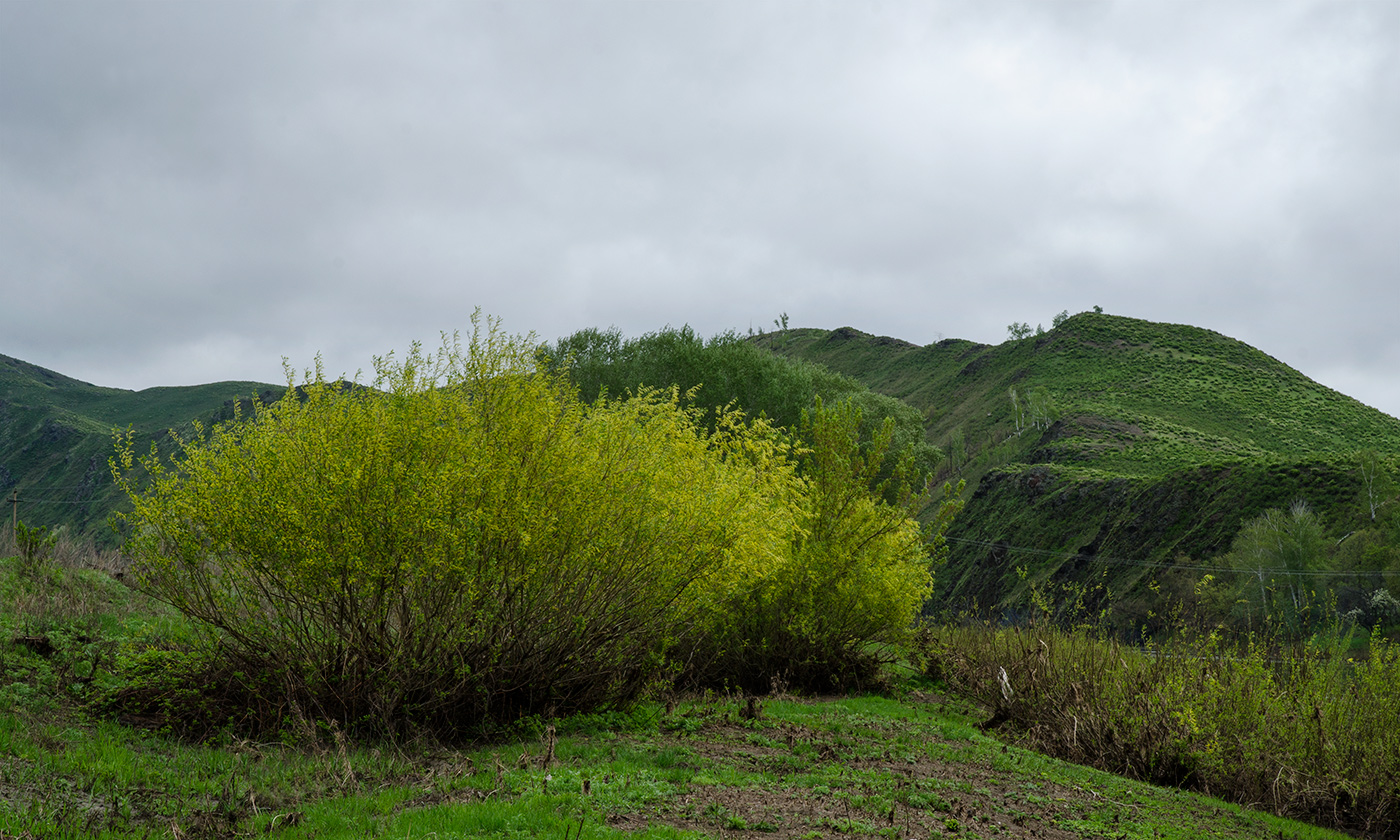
680,397,963,694
113,314,795,738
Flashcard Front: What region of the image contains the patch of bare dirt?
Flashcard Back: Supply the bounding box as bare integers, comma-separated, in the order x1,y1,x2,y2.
604,715,1102,839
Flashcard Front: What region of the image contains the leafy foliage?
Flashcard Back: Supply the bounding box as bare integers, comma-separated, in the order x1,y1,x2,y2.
1225,501,1329,633
681,397,962,693
546,325,941,494
113,316,800,737
12,520,57,576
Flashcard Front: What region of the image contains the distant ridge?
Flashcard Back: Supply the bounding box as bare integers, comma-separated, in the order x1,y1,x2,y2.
0,352,281,544
0,354,102,391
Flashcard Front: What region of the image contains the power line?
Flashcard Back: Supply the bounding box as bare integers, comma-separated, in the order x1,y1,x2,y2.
946,535,1392,580
5,485,109,493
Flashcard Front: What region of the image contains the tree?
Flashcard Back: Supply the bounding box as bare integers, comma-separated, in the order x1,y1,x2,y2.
1007,322,1032,340
1052,310,1070,328
1027,386,1059,431
114,314,800,737
947,426,967,473
546,326,942,495
1010,387,1027,437
1227,500,1328,633
1009,386,1058,435
1358,449,1395,522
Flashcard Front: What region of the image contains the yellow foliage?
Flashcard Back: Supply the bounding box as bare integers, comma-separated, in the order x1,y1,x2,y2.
111,313,803,732
111,312,955,726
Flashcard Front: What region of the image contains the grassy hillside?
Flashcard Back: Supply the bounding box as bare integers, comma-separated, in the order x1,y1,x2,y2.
759,312,1399,474
0,353,280,543
756,313,1400,619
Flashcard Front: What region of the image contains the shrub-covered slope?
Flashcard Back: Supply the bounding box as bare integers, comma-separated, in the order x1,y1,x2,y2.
757,312,1400,615
547,325,943,490
0,353,280,543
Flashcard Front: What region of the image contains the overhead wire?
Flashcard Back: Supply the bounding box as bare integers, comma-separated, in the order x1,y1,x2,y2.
944,535,1392,580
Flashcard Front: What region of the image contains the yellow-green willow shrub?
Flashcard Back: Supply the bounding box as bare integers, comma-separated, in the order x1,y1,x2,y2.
680,397,963,694
113,313,796,737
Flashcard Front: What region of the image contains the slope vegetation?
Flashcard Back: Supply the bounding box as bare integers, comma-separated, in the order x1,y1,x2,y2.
0,353,279,543
757,312,1400,619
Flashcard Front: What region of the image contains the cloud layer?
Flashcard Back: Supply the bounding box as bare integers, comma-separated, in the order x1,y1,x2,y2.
2,1,1397,416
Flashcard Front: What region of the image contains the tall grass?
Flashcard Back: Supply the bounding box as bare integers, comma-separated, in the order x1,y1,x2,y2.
0,525,142,646
922,622,1400,836
0,523,127,577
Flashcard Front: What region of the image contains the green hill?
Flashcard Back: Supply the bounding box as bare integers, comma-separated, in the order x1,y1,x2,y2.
9,312,1400,627
0,353,280,544
756,312,1400,623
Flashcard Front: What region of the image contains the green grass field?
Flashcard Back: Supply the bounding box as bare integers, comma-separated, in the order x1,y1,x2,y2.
0,679,1351,839
0,544,1354,840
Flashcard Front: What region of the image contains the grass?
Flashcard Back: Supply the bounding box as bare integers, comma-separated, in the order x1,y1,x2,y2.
763,313,1400,477
0,540,1358,840
0,682,1352,840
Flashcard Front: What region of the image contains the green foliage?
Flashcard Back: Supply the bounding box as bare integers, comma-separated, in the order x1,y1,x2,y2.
13,520,57,576
546,325,941,494
114,315,799,737
946,425,966,473
1226,501,1329,634
1341,587,1400,628
1333,527,1400,584
1357,448,1396,522
680,397,962,694
0,530,176,729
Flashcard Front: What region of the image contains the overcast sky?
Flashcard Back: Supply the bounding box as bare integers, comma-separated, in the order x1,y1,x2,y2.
2,1,1397,418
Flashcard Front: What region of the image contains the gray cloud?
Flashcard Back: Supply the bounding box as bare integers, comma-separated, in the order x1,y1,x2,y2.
2,1,1397,416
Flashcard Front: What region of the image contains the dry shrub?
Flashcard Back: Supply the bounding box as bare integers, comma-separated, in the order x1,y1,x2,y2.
924,622,1400,836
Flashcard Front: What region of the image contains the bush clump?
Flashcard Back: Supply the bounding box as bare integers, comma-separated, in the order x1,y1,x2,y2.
115,314,951,739
680,397,961,694
547,325,943,496
926,623,1400,836
114,315,798,738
